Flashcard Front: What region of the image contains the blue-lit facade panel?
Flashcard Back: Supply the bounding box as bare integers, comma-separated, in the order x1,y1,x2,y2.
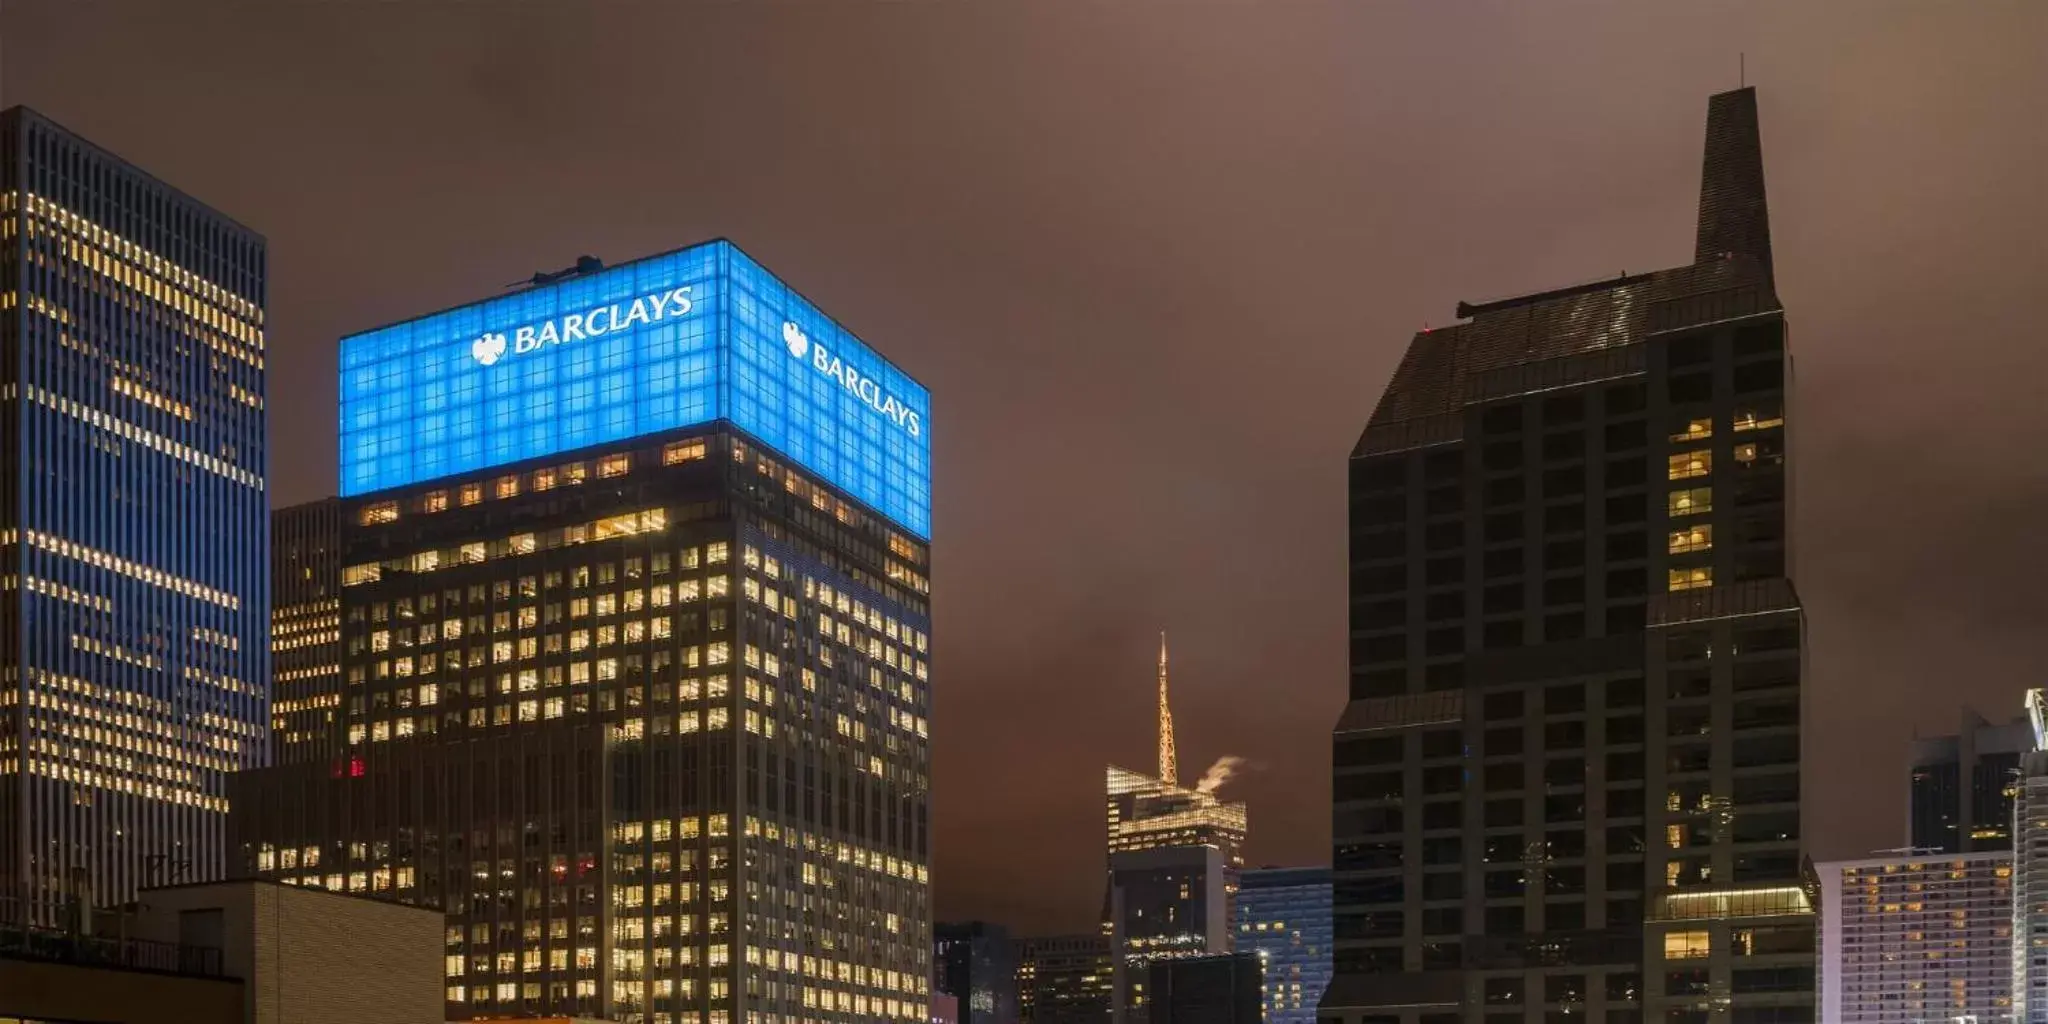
340,240,932,538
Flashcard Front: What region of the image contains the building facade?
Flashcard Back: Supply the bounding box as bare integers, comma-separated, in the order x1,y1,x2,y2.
1236,868,1330,1024
271,498,342,764
231,240,934,1023
1019,934,1114,1024
1324,88,1811,1024
936,921,1019,1024
0,106,269,924
2013,690,2048,1022
1816,852,2014,1024
1148,953,1262,1024
1910,709,2032,854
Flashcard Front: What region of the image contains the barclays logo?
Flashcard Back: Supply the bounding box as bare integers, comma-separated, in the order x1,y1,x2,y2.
782,321,922,439
472,332,509,367
470,286,695,367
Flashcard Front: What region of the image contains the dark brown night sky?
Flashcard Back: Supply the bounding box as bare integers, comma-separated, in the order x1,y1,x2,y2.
4,2,2046,936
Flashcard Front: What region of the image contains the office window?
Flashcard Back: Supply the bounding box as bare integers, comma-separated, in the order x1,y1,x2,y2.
1667,451,1711,480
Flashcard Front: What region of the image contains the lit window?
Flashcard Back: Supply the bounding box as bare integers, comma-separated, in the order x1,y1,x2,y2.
599,453,631,478
1668,487,1712,517
665,440,707,465
424,491,450,513
1663,930,1710,959
495,475,520,499
1668,567,1712,592
460,483,483,506
1668,525,1712,554
534,467,557,492
1668,450,1711,480
1733,402,1784,432
360,501,399,525
1670,418,1712,442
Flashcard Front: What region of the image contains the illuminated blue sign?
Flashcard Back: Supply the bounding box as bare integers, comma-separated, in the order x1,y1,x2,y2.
339,241,932,538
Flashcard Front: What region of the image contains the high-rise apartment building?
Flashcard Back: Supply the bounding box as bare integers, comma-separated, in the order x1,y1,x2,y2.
1235,867,1330,1024
1911,709,2032,854
270,498,342,764
0,106,269,923
1019,934,1114,1024
231,240,933,1022
1816,851,2015,1024
936,921,1019,1024
1324,88,1810,1024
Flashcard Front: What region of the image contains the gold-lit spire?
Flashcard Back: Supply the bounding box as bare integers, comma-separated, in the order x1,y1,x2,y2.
1157,631,1177,786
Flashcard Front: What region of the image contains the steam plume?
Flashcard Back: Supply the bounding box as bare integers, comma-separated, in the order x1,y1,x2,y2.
1194,756,1249,795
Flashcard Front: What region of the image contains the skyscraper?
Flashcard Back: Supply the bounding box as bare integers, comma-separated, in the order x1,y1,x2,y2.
1816,851,2014,1024
1325,88,1809,1024
2011,689,2048,1021
1107,637,1246,1024
269,498,342,764
936,921,1020,1024
1235,867,1330,1024
1910,708,2032,854
0,106,269,923
231,240,933,1022
1147,953,1262,1024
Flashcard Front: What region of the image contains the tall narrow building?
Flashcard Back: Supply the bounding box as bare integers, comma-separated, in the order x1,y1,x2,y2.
270,498,342,764
0,107,269,923
1324,88,1809,1024
231,240,934,1023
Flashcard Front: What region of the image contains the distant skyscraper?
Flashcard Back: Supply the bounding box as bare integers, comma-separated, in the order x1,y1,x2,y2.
1817,851,2013,1024
1106,637,1247,1024
231,240,934,1022
1235,868,1330,1024
269,498,341,764
1019,934,1114,1024
0,106,269,923
937,921,1019,1024
2012,690,2048,1021
1911,708,2032,853
1147,953,1261,1024
1325,88,1808,1024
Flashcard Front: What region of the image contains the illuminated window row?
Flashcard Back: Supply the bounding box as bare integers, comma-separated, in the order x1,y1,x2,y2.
184,665,258,697
1,574,114,612
27,236,263,371
24,386,264,491
17,756,228,812
111,374,194,421
20,191,263,326
343,509,668,586
361,447,669,525
191,626,242,651
72,633,162,670
22,529,242,609
27,703,240,773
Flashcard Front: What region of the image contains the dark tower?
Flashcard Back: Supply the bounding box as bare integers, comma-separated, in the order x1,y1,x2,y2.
1322,89,1810,1024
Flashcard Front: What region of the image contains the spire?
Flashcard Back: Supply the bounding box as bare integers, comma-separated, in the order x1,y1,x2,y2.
1157,631,1177,786
1694,86,1774,286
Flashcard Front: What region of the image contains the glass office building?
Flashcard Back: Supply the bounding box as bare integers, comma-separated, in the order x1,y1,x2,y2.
1235,868,1329,1024
0,106,269,924
232,240,933,1023
1325,88,1811,1024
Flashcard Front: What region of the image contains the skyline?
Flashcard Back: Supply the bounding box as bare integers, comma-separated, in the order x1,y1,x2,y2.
4,1,2047,938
